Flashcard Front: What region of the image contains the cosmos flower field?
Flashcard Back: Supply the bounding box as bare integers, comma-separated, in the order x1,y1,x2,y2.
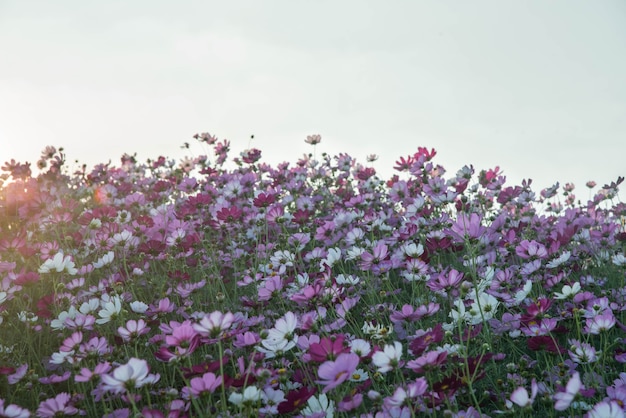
0,134,625,417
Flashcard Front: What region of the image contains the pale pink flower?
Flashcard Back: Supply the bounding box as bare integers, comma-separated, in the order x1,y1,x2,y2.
305,134,321,145
192,311,235,338
7,363,28,385
587,400,625,418
585,312,616,334
509,378,538,407
0,399,30,418
117,319,150,342
101,358,160,393
554,372,582,411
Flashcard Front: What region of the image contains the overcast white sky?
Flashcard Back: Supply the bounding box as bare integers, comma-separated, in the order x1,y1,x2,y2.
1,0,625,200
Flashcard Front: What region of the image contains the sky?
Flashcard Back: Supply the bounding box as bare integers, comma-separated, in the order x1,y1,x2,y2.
1,0,625,201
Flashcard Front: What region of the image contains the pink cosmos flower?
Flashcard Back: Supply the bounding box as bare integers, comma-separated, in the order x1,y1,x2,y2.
523,298,553,321
390,304,425,324
182,372,223,399
427,269,464,294
258,275,284,301
568,339,600,364
79,336,112,358
406,349,448,373
60,331,83,353
450,212,486,240
0,399,30,418
146,297,176,318
39,372,71,384
75,362,112,383
316,352,360,393
118,319,150,342
384,378,428,409
305,134,321,145
585,312,616,334
101,358,160,394
36,393,80,417
233,331,261,348
7,363,28,385
64,313,95,331
192,311,235,339
360,241,389,271
554,371,582,411
338,393,363,412
587,400,625,418
161,322,201,360
521,318,558,337
515,240,548,260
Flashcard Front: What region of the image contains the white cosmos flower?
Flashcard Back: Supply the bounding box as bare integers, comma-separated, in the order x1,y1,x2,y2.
228,386,261,406
79,298,100,314
349,339,372,357
514,281,533,304
509,379,538,408
553,282,581,300
38,252,77,275
320,247,342,271
372,341,403,373
93,251,114,269
612,253,626,266
96,296,123,324
266,312,298,344
336,274,360,285
469,292,500,324
403,242,424,257
50,350,76,365
50,307,78,330
257,338,297,359
130,301,149,313
362,321,391,340
449,299,469,325
109,230,138,248
302,393,335,418
547,251,571,268
345,246,365,261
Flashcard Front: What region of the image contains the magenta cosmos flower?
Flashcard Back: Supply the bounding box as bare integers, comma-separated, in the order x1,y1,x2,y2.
316,352,360,393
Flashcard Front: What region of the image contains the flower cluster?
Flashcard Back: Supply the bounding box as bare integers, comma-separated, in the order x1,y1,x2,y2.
0,135,624,417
